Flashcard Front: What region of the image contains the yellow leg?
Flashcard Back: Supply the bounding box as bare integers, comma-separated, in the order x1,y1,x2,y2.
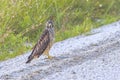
44,43,54,59
48,54,53,59
44,49,53,59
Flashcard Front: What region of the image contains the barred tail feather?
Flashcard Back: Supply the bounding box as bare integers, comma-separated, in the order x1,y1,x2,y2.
26,55,34,63
26,45,36,64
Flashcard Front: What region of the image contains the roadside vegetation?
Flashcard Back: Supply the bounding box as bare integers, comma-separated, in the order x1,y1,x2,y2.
0,0,120,61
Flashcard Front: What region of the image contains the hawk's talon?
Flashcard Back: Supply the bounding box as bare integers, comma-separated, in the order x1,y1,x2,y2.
47,55,54,59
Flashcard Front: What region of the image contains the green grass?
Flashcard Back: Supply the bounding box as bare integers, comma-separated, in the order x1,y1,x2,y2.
0,0,120,61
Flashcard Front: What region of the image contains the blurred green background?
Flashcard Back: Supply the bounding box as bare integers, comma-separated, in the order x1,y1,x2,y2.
0,0,120,61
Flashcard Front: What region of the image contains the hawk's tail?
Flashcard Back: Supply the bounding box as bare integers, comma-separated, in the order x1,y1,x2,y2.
26,55,34,63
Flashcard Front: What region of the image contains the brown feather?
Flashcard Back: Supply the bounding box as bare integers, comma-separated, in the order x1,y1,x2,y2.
26,29,50,63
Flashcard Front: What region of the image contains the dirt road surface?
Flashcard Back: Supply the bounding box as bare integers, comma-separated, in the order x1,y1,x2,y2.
0,21,120,80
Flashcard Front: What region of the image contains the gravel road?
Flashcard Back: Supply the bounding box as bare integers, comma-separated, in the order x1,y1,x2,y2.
0,21,120,80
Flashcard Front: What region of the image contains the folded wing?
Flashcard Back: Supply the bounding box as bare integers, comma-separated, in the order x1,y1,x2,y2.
26,29,50,63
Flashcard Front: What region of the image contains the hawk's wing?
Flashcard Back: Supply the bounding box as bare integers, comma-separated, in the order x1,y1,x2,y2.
26,29,50,63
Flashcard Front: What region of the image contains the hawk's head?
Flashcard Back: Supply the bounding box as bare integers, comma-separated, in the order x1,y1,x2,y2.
46,19,54,29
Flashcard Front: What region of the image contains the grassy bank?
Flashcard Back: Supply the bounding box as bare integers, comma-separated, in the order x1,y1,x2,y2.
0,0,120,61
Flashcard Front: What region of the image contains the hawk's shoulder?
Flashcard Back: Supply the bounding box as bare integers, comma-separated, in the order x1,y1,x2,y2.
39,29,49,42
